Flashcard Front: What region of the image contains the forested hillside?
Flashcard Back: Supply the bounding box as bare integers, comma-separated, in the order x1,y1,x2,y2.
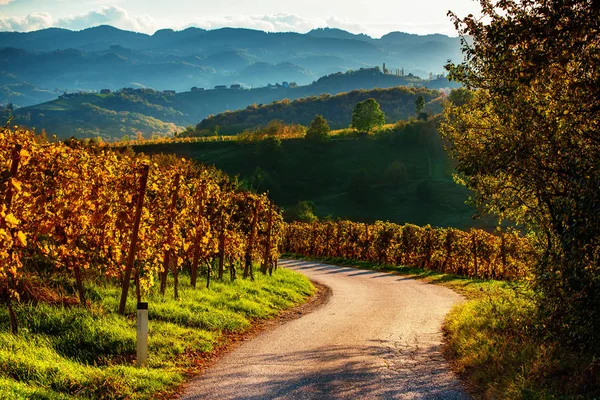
135,118,484,229
9,69,453,140
195,87,443,134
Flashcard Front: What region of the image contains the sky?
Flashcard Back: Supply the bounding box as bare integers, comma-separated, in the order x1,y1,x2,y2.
0,0,481,37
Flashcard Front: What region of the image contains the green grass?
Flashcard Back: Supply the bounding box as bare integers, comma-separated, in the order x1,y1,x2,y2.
284,254,599,398
0,269,314,400
136,119,496,230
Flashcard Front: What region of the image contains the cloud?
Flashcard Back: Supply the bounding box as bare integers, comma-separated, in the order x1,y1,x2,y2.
0,6,157,33
0,0,15,5
325,16,369,35
56,6,157,33
186,13,384,36
0,13,53,32
0,6,453,37
186,13,319,34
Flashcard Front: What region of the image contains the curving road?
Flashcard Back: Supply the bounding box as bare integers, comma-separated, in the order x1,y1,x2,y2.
181,259,469,399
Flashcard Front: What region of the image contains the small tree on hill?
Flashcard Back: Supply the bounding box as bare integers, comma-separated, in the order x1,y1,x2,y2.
414,95,425,115
351,98,385,134
305,114,330,143
415,95,428,120
284,200,318,223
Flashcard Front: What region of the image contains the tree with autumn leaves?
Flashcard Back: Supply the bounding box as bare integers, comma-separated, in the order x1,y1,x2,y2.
441,0,600,352
0,126,283,333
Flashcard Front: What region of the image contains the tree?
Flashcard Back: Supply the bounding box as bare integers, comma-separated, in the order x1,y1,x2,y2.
182,125,196,136
284,200,318,223
414,95,425,116
305,114,330,143
447,88,473,107
441,0,600,352
351,98,385,134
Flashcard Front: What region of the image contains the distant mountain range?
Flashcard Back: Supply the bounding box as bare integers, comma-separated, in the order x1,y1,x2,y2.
0,25,464,107
6,67,459,140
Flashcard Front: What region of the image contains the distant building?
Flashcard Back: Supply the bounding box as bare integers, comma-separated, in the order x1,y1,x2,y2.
100,89,111,94
163,90,176,95
60,92,78,99
214,85,227,90
230,84,242,90
120,88,135,94
191,87,204,92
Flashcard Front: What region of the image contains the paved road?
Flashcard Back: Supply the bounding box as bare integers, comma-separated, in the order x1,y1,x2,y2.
181,259,469,400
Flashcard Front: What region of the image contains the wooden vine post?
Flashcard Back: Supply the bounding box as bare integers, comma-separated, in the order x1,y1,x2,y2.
243,199,260,280
217,212,226,280
336,222,342,258
206,258,211,289
363,223,370,261
118,164,149,315
309,221,317,256
160,173,180,296
472,231,479,279
325,223,333,257
500,231,507,277
229,260,237,281
261,200,273,275
423,228,433,269
135,265,142,304
190,189,205,289
443,230,453,273
3,144,21,334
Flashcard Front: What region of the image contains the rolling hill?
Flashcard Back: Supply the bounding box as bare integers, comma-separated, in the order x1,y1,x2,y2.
131,118,485,229
9,68,456,140
0,25,464,107
195,86,443,135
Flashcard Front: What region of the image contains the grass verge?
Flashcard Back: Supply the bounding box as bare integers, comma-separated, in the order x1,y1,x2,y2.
283,254,599,399
0,269,314,400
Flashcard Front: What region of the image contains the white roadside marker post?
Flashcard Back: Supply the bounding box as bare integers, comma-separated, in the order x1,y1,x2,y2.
137,302,148,367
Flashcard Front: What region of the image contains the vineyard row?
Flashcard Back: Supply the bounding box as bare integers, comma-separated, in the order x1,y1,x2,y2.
0,126,283,333
283,220,535,281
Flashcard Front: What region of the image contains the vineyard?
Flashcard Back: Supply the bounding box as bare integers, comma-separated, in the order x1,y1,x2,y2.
284,220,536,280
0,125,283,334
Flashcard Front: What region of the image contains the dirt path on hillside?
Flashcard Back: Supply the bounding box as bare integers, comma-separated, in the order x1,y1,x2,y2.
180,259,469,399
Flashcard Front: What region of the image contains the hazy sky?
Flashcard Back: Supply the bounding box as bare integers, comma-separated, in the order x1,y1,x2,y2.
0,0,481,36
